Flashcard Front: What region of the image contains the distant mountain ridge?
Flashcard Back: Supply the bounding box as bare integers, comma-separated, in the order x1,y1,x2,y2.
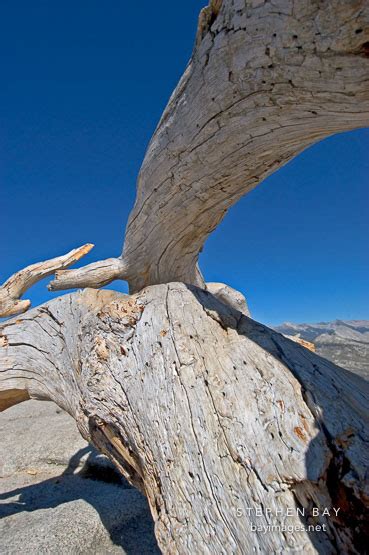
274,319,369,380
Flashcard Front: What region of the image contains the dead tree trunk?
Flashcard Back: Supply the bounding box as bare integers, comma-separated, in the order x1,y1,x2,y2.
1,286,368,553
1,1,369,553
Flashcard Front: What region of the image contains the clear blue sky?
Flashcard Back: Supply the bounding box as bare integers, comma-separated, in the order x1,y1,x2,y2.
1,1,368,325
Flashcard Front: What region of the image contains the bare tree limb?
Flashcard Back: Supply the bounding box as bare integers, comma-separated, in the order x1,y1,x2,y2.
44,0,369,294
0,244,94,317
48,257,127,292
120,0,369,292
0,288,122,412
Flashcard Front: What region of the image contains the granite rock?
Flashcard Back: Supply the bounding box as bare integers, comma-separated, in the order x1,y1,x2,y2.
0,401,159,554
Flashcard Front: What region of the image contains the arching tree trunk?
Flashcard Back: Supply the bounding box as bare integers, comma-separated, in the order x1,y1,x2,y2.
1,0,368,553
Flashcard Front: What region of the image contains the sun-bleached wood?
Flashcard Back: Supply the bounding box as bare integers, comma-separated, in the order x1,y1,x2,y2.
48,257,127,291
1,286,368,553
0,244,93,317
1,1,369,553
50,0,369,293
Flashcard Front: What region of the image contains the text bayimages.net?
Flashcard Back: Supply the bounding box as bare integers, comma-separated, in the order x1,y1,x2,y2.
236,506,341,535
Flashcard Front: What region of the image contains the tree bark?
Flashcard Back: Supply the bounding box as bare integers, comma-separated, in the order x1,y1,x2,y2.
1,286,368,553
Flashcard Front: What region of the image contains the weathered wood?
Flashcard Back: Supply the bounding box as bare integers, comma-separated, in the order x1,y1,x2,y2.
49,0,369,293
0,244,93,317
48,257,127,292
1,2,368,553
1,286,368,553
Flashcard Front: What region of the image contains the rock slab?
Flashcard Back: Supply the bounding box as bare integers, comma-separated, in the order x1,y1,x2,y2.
0,401,159,554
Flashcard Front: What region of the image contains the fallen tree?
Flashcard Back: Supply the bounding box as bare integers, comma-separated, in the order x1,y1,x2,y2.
1,1,369,552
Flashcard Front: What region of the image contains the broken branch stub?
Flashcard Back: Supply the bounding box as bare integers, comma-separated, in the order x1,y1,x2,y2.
48,257,127,292
0,244,93,317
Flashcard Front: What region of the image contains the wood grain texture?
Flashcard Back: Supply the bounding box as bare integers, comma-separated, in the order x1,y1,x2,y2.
1,2,368,553
48,257,127,292
46,0,369,293
121,0,369,292
0,244,93,317
1,285,368,553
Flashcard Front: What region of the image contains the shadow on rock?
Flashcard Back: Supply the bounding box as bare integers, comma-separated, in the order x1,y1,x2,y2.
0,445,160,554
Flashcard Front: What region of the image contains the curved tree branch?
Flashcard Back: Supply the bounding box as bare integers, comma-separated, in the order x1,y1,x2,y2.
121,0,369,292
44,0,369,294
0,244,93,317
48,257,127,292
